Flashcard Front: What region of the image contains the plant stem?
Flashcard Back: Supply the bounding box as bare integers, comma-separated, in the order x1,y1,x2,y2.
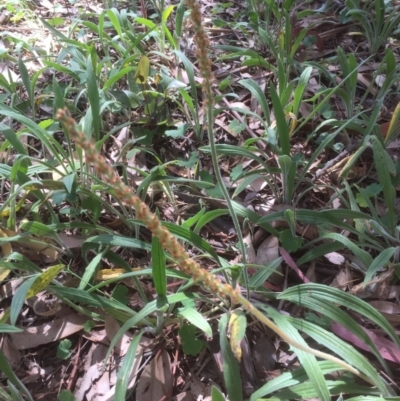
205,104,249,291
186,0,248,292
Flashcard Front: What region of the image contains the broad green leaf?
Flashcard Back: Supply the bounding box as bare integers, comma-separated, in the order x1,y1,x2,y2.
257,380,380,400
346,397,389,401
53,74,65,111
179,323,204,355
286,316,389,394
364,247,396,285
370,136,396,233
251,361,346,401
135,55,150,84
230,201,279,236
10,275,37,325
173,51,198,113
0,386,13,401
248,258,283,288
270,83,290,155
239,79,270,124
297,242,348,265
25,265,64,301
228,309,246,361
106,8,123,39
102,67,136,91
105,292,202,366
162,222,224,266
182,207,206,229
152,235,167,297
211,386,226,401
162,5,175,24
266,308,331,401
50,286,145,324
219,313,242,401
115,331,143,400
135,17,157,29
280,229,302,252
57,339,72,359
0,105,68,165
292,67,312,116
278,155,295,203
1,126,27,156
86,51,100,140
178,306,212,337
20,221,58,238
282,293,384,365
258,209,373,242
59,390,75,401
279,284,400,371
8,380,26,401
175,0,185,37
194,209,229,234
316,232,372,269
79,252,104,290
0,324,23,333
18,56,32,108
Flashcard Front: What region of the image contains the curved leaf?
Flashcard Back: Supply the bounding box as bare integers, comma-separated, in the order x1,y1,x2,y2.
266,308,331,401
279,284,400,371
219,313,242,401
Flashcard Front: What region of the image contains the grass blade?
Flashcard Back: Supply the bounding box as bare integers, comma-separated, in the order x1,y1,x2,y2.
152,235,167,297
219,313,242,401
0,349,33,401
114,331,143,401
266,308,331,401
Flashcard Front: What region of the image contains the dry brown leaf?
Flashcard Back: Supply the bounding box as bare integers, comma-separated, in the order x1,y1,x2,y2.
243,232,256,265
256,236,279,265
136,349,173,401
369,300,400,324
305,262,316,282
324,252,345,266
10,313,86,350
0,336,21,368
58,233,88,250
95,341,143,401
104,315,133,356
189,376,214,401
0,278,24,302
331,267,352,291
74,343,110,401
82,328,109,345
0,62,18,83
252,336,276,378
1,227,58,261
256,236,282,286
173,391,195,401
248,176,268,193
357,73,378,96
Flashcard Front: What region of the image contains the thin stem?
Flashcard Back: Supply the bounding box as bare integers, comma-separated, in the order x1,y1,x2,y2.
206,104,249,293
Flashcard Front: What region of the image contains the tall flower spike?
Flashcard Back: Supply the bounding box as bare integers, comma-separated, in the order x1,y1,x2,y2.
57,109,371,385
185,0,214,113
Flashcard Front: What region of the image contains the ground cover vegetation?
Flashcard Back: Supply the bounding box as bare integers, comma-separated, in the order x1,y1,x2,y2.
0,0,400,399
